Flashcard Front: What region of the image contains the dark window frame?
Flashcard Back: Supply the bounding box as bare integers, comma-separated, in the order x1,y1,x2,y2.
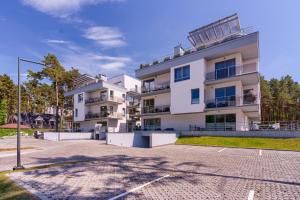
191,88,200,104
174,65,190,82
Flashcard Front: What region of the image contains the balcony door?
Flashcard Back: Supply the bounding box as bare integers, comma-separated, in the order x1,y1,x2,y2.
215,86,236,107
215,58,236,80
100,106,108,117
143,99,154,113
206,114,236,131
143,79,155,92
144,118,161,130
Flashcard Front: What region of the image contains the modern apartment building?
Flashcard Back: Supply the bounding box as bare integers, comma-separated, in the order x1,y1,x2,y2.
135,14,260,131
65,74,141,132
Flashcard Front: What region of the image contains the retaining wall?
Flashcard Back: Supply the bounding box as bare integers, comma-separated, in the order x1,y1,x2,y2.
106,132,179,148
43,132,93,141
180,131,300,138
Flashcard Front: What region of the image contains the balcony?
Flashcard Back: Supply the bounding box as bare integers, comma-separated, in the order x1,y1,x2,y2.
85,112,124,120
205,94,258,109
85,96,124,105
205,63,259,85
85,113,100,120
141,82,170,97
142,105,170,115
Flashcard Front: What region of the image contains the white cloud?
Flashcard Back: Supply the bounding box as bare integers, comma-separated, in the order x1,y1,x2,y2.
23,0,124,18
47,41,132,74
46,39,68,44
101,62,125,70
83,26,126,48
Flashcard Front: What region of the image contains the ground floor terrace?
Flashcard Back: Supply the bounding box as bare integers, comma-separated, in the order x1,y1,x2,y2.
142,108,259,131
1,137,300,199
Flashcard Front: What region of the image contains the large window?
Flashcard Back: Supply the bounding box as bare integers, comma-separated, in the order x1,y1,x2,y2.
174,65,190,82
144,118,161,130
215,86,236,107
143,79,155,92
215,58,236,80
143,99,154,113
206,114,236,131
78,93,83,103
191,88,200,104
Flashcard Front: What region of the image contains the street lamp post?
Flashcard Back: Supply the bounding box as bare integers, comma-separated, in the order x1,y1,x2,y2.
13,57,45,170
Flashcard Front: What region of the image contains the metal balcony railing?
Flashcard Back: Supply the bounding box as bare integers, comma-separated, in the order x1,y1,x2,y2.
142,82,170,94
205,94,258,109
205,63,258,81
142,105,170,114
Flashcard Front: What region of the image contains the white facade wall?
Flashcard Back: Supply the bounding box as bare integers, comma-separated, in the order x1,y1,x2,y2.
74,93,85,122
170,59,206,114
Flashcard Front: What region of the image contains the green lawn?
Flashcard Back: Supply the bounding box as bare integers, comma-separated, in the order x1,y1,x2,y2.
176,136,300,151
0,172,36,200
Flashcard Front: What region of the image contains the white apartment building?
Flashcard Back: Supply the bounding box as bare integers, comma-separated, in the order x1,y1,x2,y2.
135,14,261,131
65,74,141,132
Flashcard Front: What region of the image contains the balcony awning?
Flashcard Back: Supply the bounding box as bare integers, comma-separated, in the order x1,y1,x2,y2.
188,13,241,48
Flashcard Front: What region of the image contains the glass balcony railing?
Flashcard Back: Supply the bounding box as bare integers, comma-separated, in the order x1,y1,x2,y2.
205,94,258,109
205,63,258,81
142,82,170,94
142,105,170,114
85,96,124,105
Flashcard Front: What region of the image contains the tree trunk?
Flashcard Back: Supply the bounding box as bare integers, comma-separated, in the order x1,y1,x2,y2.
55,81,59,132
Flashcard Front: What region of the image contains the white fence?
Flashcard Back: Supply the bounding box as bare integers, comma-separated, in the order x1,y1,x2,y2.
43,132,93,141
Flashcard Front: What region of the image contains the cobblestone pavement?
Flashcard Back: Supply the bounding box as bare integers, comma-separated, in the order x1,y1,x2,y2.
5,138,300,199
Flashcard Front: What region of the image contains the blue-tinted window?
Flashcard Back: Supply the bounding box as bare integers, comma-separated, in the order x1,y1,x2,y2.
191,88,200,104
215,86,236,107
215,58,236,79
174,65,190,82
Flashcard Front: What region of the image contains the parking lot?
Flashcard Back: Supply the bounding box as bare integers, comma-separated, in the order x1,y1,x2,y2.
2,137,299,199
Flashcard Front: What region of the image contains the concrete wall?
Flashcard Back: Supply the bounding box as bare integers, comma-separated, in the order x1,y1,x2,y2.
149,133,179,147
170,59,206,114
107,132,178,148
180,131,300,138
106,132,149,147
43,132,93,141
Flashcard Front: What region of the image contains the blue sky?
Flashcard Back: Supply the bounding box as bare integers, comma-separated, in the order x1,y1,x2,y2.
0,0,300,83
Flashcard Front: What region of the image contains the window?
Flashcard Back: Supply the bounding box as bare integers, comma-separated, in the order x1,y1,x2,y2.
143,99,154,113
174,65,190,82
143,79,155,92
75,109,78,117
215,86,236,107
215,58,236,79
144,118,161,130
109,90,114,98
109,106,113,114
191,88,200,104
78,93,83,103
205,114,236,131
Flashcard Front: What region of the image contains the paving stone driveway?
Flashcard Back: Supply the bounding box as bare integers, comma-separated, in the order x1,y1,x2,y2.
6,140,300,200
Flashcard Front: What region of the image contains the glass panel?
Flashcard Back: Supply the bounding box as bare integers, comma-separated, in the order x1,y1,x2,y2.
216,115,225,123
226,114,236,123
191,88,200,104
226,86,235,96
206,115,215,123
215,88,225,98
